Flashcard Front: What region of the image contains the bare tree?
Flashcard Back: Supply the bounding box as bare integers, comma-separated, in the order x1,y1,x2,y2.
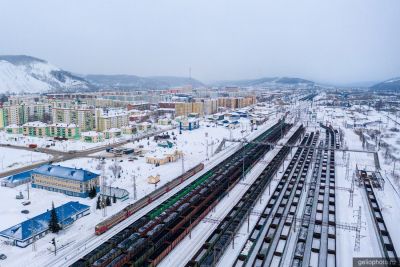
109,160,121,180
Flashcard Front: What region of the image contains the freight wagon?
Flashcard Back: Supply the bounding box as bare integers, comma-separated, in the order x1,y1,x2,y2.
95,163,204,235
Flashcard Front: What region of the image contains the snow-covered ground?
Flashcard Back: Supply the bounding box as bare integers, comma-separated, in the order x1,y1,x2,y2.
2,99,400,267
313,103,400,261
159,123,302,267
0,113,281,267
0,130,129,152
162,102,400,267
0,147,52,173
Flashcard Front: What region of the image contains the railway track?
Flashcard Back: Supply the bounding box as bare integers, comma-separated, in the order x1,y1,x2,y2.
186,125,305,267
233,130,319,267
70,120,291,267
360,170,399,265
291,125,337,267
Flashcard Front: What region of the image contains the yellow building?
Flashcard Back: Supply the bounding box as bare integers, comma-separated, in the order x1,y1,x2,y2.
22,122,49,137
175,102,204,117
0,108,4,129
175,102,192,117
52,107,95,132
95,108,129,132
146,150,183,165
31,164,100,198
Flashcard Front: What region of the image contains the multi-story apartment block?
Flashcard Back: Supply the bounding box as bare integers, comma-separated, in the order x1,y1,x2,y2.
1,102,52,127
174,102,205,117
52,106,95,132
195,98,218,115
0,108,5,129
49,123,80,139
218,96,256,109
22,122,49,137
95,108,129,132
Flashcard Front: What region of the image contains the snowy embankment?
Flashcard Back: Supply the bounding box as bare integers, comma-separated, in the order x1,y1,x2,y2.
0,147,52,173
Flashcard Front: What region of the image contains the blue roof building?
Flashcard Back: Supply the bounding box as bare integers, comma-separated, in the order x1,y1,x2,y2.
0,201,90,248
1,170,33,188
31,165,100,198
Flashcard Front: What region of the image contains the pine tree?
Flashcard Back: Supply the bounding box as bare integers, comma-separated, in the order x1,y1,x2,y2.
96,196,101,210
92,186,97,198
106,196,111,206
87,189,92,199
48,202,61,233
113,194,116,203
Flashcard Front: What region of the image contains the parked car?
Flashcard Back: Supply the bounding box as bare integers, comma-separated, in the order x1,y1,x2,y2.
0,254,7,260
22,201,31,206
21,210,29,214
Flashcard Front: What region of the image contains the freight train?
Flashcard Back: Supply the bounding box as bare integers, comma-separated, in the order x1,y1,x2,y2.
95,163,204,235
71,120,289,267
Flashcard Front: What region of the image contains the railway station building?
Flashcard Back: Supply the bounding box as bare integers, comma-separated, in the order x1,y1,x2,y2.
31,164,100,198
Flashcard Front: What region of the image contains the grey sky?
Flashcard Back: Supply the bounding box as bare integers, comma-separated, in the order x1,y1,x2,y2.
0,0,399,84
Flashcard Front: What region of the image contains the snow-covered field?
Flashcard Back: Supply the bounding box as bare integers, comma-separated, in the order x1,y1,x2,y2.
161,102,400,267
0,130,129,152
0,147,52,173
0,114,279,267
1,99,400,267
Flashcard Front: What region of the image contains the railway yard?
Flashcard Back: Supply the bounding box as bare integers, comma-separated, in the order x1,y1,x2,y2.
1,96,400,267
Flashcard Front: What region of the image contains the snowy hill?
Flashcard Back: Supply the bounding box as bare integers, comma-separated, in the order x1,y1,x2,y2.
211,77,315,88
371,77,400,91
0,55,92,94
85,74,204,89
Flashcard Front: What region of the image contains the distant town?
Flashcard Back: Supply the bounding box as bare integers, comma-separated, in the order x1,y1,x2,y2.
0,83,399,266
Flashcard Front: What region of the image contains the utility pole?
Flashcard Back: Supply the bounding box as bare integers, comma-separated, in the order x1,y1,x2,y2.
354,206,362,252
132,172,137,200
27,181,30,200
206,138,209,160
51,238,57,255
242,142,245,181
101,159,107,217
181,154,185,174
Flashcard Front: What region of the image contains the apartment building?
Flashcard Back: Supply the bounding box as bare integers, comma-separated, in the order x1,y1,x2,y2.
1,99,53,126
95,108,129,132
174,102,205,117
49,123,80,139
22,121,49,137
52,106,95,132
0,108,4,129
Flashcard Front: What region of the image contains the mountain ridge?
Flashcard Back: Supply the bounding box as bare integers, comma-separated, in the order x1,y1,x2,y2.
85,74,204,89
371,77,400,91
211,77,315,87
0,55,92,94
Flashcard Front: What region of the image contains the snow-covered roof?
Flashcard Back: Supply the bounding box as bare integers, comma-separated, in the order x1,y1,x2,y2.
104,128,121,133
0,201,89,242
81,131,101,137
5,124,20,129
23,121,47,127
33,164,99,182
50,123,78,128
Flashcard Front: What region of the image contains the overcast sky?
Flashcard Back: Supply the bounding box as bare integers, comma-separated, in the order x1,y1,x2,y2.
0,0,399,84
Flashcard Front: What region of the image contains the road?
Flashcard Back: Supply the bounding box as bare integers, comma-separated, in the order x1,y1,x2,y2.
0,127,173,178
